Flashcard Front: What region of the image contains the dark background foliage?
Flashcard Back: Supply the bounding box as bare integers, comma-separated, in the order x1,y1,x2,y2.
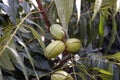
0,0,120,80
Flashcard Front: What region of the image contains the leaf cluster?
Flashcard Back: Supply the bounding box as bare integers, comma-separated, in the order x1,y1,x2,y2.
0,0,120,80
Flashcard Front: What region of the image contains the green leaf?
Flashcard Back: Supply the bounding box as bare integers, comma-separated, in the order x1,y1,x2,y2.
76,0,81,23
0,35,15,70
0,11,39,56
77,72,87,80
0,3,16,25
0,49,15,70
98,12,105,48
79,16,88,43
98,74,112,80
91,0,103,21
6,46,29,80
8,0,19,17
0,35,10,45
54,0,74,31
19,25,31,33
0,68,3,80
86,21,94,45
0,34,15,55
15,36,39,80
34,56,52,71
20,1,31,14
75,64,89,75
0,36,16,71
105,13,117,54
116,0,120,12
25,19,45,35
3,25,15,35
25,67,48,78
105,52,120,61
98,13,105,37
7,38,18,67
92,68,113,76
23,24,45,52
28,42,44,54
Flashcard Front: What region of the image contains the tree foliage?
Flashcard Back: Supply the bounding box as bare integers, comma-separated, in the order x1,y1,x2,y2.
0,0,120,80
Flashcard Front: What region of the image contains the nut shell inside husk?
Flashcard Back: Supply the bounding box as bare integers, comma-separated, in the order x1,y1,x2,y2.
45,40,65,59
65,38,81,53
50,24,65,40
51,70,74,80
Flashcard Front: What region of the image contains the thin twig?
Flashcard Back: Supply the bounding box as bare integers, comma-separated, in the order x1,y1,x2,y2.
45,0,54,14
71,54,77,80
53,55,71,69
36,0,51,30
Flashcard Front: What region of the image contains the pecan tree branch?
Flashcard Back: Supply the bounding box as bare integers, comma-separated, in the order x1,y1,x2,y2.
36,0,51,29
